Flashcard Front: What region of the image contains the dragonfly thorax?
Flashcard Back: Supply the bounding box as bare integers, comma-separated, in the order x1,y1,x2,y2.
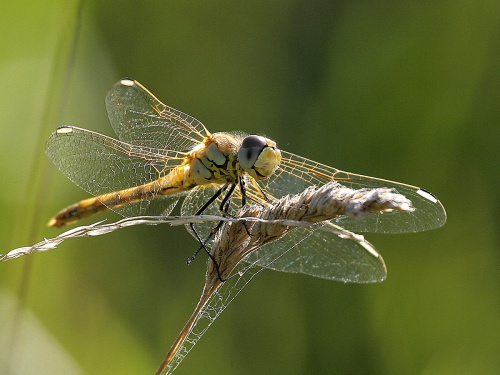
184,133,281,187
184,133,241,186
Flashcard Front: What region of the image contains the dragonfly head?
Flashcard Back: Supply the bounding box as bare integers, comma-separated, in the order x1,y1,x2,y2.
238,135,281,180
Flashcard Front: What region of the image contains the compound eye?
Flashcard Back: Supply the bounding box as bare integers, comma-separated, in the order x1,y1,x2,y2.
238,135,267,171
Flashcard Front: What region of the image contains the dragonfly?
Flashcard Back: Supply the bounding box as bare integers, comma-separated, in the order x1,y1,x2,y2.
46,78,446,283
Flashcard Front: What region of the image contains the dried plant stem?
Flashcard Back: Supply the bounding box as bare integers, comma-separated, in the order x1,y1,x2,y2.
155,182,413,374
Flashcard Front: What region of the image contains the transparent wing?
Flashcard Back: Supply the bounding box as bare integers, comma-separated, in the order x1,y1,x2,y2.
105,78,209,151
254,150,447,233
244,224,386,283
45,126,185,217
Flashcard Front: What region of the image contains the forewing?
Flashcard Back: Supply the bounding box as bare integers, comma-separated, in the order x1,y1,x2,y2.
105,78,209,151
45,126,183,217
257,150,447,233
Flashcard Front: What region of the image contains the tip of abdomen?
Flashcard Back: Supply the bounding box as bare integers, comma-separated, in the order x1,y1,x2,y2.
47,217,59,227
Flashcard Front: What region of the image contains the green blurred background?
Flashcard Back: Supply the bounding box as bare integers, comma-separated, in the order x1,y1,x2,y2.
1,1,499,374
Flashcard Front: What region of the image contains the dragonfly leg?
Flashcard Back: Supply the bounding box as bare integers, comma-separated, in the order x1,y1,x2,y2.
186,183,228,264
187,181,251,281
238,178,251,236
187,183,234,282
187,222,226,282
